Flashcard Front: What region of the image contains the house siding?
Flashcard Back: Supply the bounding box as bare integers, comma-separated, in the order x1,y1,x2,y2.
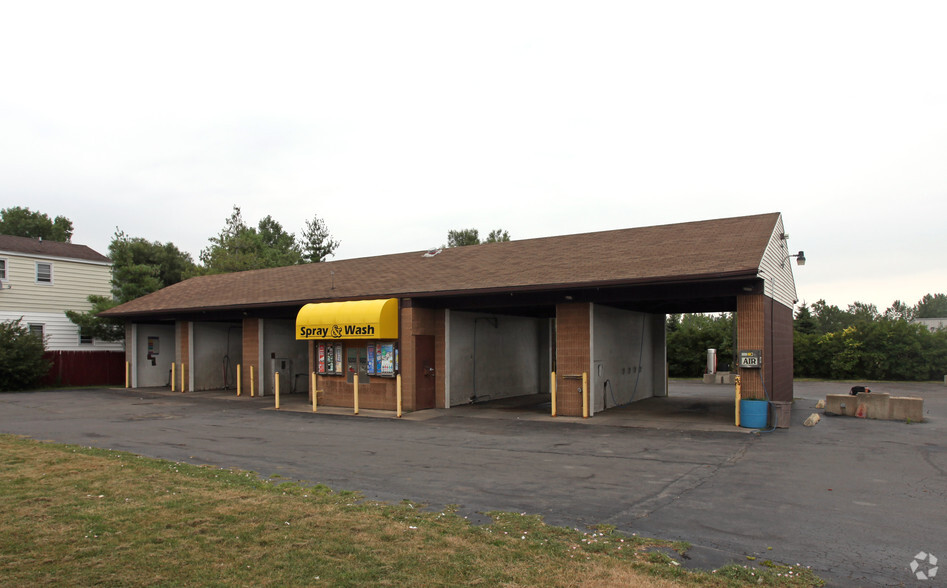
757,215,799,308
0,250,120,351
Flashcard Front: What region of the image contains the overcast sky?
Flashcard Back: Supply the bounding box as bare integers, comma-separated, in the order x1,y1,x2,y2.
2,1,944,311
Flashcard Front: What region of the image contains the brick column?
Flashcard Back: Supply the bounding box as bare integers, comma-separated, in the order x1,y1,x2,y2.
737,294,766,400
242,318,260,395
555,302,591,417
737,294,794,402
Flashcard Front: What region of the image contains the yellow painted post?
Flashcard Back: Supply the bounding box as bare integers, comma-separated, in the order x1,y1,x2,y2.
181,364,186,393
582,372,589,418
236,364,242,397
396,374,402,418
250,365,255,397
125,362,130,389
735,375,742,427
550,371,557,417
171,363,175,392
311,372,317,413
353,373,359,415
275,372,280,409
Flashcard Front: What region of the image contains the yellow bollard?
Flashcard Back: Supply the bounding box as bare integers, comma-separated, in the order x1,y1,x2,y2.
582,372,589,418
171,363,175,392
353,373,359,415
236,364,242,396
312,372,319,412
181,363,186,393
550,371,557,417
275,372,280,409
735,375,742,427
250,365,255,397
396,373,402,418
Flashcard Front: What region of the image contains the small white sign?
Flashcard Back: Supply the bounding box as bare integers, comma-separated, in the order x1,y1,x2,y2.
739,350,762,368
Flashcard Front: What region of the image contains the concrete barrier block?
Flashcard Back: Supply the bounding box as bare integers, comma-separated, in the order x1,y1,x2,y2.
824,394,854,416
702,373,715,384
856,392,890,420
889,397,923,422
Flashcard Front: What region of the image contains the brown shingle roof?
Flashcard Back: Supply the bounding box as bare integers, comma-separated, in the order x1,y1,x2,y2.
0,234,110,263
101,212,780,318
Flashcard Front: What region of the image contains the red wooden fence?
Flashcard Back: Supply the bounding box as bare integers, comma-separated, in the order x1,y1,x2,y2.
40,350,126,387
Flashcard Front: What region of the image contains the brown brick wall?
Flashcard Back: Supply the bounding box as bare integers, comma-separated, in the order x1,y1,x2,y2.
177,321,190,392
309,339,398,410
242,318,260,395
737,294,765,399
434,310,446,408
398,303,440,412
737,294,794,402
771,301,794,402
555,303,591,417
400,306,417,411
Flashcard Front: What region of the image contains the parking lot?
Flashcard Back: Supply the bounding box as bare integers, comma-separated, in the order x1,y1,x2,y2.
2,380,945,586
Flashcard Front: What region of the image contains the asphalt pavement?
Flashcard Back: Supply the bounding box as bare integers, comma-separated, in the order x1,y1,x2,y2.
2,380,945,587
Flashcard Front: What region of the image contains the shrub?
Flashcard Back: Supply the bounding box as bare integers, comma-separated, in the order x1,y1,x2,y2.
0,318,51,391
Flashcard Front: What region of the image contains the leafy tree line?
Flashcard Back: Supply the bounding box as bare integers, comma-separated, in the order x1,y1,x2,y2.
794,295,947,380
1,205,340,344
445,228,510,247
667,294,947,381
4,206,512,347
666,313,734,377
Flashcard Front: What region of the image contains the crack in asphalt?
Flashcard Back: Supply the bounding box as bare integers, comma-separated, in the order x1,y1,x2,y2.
603,440,753,522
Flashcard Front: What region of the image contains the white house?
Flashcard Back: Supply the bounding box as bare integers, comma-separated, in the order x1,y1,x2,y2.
914,317,947,332
0,235,122,351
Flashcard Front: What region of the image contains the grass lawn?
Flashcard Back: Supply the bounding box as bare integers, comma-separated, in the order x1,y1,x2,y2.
0,434,822,586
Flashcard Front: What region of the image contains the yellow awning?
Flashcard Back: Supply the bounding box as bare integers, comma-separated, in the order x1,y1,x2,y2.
296,298,399,340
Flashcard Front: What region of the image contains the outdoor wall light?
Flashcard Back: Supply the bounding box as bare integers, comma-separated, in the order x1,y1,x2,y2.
782,251,806,267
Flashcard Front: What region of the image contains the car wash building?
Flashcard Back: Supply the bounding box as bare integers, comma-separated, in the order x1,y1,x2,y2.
101,212,800,420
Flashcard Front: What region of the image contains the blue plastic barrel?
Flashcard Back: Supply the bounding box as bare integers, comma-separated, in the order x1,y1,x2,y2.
740,399,769,428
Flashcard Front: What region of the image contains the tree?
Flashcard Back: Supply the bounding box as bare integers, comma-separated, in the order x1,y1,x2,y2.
666,313,734,377
485,229,510,243
109,229,195,302
447,228,481,247
847,302,880,325
883,300,914,321
300,214,340,263
67,229,195,341
199,207,299,274
793,304,817,335
809,299,852,335
0,206,73,242
446,228,511,247
0,318,51,391
256,215,303,268
198,206,338,274
65,296,125,342
914,293,947,318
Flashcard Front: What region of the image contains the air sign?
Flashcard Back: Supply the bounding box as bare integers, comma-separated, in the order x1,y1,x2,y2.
739,350,762,369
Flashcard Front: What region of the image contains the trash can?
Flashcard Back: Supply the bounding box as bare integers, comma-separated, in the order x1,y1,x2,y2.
739,399,768,428
771,401,792,428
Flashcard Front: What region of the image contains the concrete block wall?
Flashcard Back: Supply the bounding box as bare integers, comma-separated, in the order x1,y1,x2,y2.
824,393,923,422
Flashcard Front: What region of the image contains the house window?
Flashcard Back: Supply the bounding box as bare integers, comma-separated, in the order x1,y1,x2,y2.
0,258,6,280
80,328,94,345
28,323,45,340
36,262,52,284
